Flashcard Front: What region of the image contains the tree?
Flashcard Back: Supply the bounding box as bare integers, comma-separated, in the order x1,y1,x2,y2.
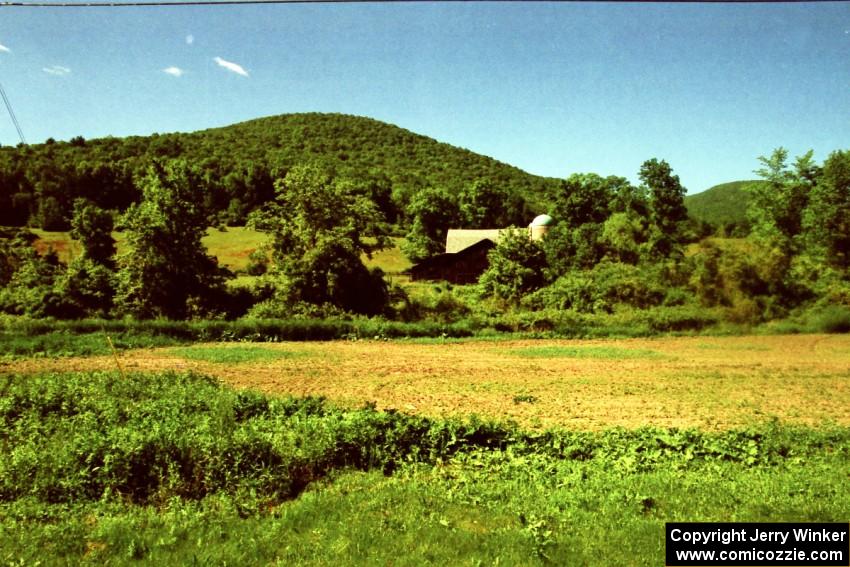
639,158,688,258
747,148,819,302
54,200,117,317
552,173,613,229
802,150,850,271
459,179,511,228
401,187,459,262
600,212,646,264
249,164,391,316
0,241,64,317
479,228,547,304
35,195,68,231
69,198,116,266
543,173,620,275
114,160,228,319
749,148,816,245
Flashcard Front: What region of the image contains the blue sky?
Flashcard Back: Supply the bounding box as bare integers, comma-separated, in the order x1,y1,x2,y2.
0,2,848,193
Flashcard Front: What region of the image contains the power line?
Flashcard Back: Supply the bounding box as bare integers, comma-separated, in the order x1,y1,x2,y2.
0,0,369,6
0,82,26,145
0,0,839,6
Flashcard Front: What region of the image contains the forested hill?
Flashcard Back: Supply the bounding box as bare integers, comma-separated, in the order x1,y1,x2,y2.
0,112,558,230
685,180,762,234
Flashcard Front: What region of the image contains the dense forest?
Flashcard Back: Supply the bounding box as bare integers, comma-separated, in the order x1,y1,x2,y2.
0,113,554,231
0,114,848,330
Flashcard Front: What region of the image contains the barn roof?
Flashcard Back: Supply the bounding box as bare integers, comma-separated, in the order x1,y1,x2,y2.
444,229,504,254
406,239,496,284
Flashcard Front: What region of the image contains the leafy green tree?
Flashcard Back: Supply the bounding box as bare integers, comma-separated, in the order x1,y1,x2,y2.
459,179,510,228
609,177,650,217
600,212,646,264
401,187,459,262
639,158,688,258
479,228,547,304
749,148,816,245
114,160,228,319
221,164,275,225
69,198,116,266
747,148,819,302
249,164,391,315
0,243,64,317
0,230,33,287
543,173,620,275
55,260,116,318
553,173,613,229
35,195,68,231
802,150,850,271
54,200,117,317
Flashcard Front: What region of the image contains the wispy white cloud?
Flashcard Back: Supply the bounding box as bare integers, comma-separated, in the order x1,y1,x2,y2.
0,44,10,53
43,65,71,76
213,56,248,77
186,34,194,45
163,66,185,77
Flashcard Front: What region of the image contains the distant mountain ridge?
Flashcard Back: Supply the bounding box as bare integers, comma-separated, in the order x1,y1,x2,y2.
685,180,762,230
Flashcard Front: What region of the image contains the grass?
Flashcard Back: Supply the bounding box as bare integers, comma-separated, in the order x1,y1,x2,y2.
34,226,270,273
361,236,412,275
0,317,485,358
32,227,408,276
168,344,309,364
0,370,847,565
4,458,848,565
200,226,269,271
0,327,187,358
7,335,850,430
508,345,663,359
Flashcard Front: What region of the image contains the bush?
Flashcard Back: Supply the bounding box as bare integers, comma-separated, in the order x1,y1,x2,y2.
245,248,268,276
400,287,472,324
3,371,849,509
806,305,850,334
479,228,547,303
524,262,668,314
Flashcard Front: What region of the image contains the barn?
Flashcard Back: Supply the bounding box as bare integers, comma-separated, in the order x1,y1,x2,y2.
406,239,496,284
406,214,554,284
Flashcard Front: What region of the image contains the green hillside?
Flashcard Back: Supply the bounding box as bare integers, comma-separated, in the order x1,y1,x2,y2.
191,114,557,203
685,180,763,232
0,113,558,229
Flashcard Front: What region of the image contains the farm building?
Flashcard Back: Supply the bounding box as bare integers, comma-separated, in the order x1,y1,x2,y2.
407,239,496,284
407,214,554,284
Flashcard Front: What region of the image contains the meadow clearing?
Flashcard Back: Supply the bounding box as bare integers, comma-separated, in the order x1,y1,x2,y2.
2,333,849,565
7,333,850,430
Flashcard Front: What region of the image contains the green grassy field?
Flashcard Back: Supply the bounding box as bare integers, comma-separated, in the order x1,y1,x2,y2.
0,370,847,565
32,228,412,277
33,226,270,273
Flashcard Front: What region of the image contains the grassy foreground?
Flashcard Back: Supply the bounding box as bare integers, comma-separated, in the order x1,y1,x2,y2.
1,371,848,565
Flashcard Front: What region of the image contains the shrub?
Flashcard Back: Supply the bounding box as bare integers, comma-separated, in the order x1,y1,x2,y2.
245,248,269,276
524,261,667,314
479,228,548,304
806,305,850,334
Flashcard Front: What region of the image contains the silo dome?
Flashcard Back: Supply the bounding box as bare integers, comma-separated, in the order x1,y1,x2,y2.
529,214,554,227
528,214,553,241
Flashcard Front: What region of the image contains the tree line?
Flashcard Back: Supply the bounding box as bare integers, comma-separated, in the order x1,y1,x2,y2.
480,148,850,322
0,144,847,324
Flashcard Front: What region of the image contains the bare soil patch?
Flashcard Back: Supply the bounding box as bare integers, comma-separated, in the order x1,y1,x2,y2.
5,334,849,430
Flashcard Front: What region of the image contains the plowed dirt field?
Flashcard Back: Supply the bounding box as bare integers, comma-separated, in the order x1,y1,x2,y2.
5,334,849,430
